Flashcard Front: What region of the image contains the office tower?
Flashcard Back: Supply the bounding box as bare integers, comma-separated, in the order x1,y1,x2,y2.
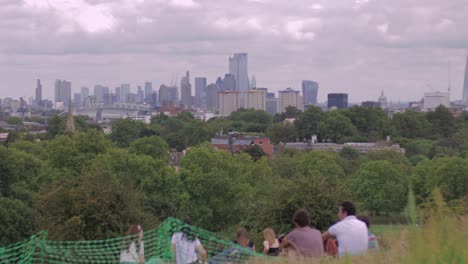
216,76,223,90
54,79,72,106
180,71,192,109
144,82,153,102
120,84,131,103
195,77,207,107
229,53,250,91
137,86,144,104
206,83,219,110
219,91,240,116
245,89,266,111
423,91,450,110
148,91,158,107
115,87,121,102
463,56,468,103
94,85,109,104
80,86,89,106
127,93,137,104
278,88,303,113
266,92,277,115
35,79,42,105
222,74,236,91
327,93,348,109
103,92,112,105
73,93,81,107
159,84,178,107
302,80,319,105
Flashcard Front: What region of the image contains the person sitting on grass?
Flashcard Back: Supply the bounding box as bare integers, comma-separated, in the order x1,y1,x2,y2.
357,215,379,251
262,228,280,256
280,208,324,258
171,219,207,264
322,202,368,257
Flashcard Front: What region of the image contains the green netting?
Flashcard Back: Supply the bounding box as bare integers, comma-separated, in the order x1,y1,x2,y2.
0,218,272,264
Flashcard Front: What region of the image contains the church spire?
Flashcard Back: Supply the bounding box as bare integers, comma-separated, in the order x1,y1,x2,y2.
66,98,75,134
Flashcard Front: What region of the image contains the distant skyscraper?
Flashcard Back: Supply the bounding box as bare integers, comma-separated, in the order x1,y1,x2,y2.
35,79,42,105
94,85,109,104
73,93,81,107
219,91,240,116
115,87,121,102
80,86,89,106
159,84,178,107
245,89,266,111
229,53,250,91
120,84,131,103
54,79,72,106
423,91,450,110
302,80,319,105
206,83,219,110
278,88,303,113
328,93,348,109
137,86,144,104
195,77,207,107
222,74,236,91
144,82,153,103
378,90,388,108
265,92,277,115
463,56,468,103
180,71,192,109
216,76,223,90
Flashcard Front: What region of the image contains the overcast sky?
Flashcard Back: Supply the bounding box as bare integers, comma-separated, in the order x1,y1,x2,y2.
1,0,467,102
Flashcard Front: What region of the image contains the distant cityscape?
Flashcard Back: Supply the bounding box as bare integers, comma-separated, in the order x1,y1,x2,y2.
1,53,468,122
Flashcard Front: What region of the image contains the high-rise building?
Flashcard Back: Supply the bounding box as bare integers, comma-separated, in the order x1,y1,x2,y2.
229,53,250,92
216,76,223,90
94,85,109,104
206,83,219,110
159,84,178,107
222,74,236,91
463,56,468,103
245,89,266,111
302,80,319,105
73,93,81,107
120,84,131,103
35,79,42,105
195,77,207,107
278,88,303,113
144,82,153,103
180,71,192,109
137,86,144,104
219,91,240,116
423,91,450,111
80,86,89,106
148,91,158,107
115,87,121,103
378,90,388,108
266,92,277,115
328,93,348,109
54,79,72,106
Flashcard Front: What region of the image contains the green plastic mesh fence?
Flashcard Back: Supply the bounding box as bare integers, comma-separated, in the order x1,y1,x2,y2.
0,218,272,264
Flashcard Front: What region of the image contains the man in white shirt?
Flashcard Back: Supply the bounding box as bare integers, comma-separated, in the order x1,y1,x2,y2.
322,202,368,257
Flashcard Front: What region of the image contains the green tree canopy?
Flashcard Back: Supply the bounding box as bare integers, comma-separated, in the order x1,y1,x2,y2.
318,111,358,143
129,136,169,161
392,110,431,139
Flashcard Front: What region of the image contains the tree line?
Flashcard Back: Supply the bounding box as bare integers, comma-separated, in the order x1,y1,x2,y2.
0,105,466,247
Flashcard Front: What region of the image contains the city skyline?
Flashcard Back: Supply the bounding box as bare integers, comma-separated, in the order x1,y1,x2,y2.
1,1,468,102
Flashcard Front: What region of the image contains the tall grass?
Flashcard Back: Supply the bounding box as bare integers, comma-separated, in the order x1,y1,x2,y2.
251,189,467,264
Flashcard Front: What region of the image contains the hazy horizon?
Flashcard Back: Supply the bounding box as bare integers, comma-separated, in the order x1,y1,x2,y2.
1,0,468,102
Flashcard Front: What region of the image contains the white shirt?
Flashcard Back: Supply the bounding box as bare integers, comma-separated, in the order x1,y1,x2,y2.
171,232,201,264
120,240,144,263
328,216,368,256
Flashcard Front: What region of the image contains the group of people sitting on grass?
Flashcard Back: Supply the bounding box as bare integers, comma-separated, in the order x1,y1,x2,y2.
120,201,378,264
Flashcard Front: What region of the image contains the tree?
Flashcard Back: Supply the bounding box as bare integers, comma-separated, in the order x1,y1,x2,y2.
243,145,266,161
109,118,146,148
273,106,302,123
35,170,155,240
392,110,431,139
341,106,394,141
294,106,324,141
404,139,434,158
129,136,169,161
229,109,272,133
0,198,39,246
298,151,346,184
6,116,23,126
426,105,456,138
348,160,408,215
317,111,358,143
267,122,296,144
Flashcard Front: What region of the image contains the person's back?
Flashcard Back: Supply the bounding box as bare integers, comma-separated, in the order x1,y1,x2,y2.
325,202,368,257
286,226,323,257
172,232,202,264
